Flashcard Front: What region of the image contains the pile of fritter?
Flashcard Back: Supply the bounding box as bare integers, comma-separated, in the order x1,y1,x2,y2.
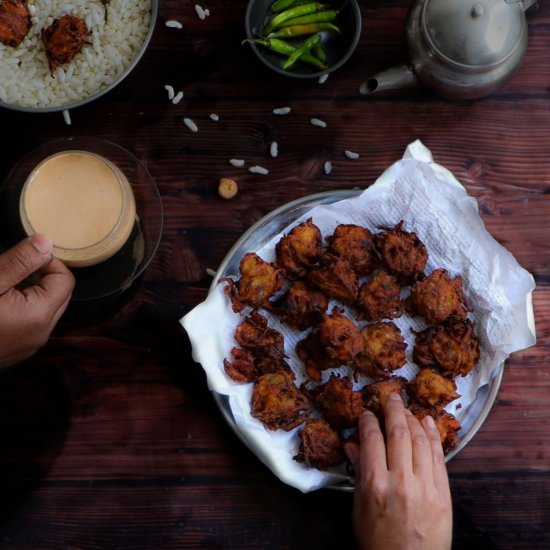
223,219,480,471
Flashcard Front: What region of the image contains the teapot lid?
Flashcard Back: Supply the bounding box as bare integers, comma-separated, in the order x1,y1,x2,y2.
422,0,526,68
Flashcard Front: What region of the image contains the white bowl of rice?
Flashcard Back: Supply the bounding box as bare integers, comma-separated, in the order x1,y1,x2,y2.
0,0,157,112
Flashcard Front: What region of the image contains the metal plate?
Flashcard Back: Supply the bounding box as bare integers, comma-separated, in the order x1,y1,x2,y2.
208,190,504,491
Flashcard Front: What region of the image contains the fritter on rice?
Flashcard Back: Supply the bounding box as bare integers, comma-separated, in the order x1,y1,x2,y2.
224,252,283,312
408,368,460,409
310,375,364,429
275,218,322,279
357,322,407,378
0,0,31,47
307,254,358,304
408,268,469,325
251,371,311,431
375,221,428,282
327,224,378,276
413,317,479,377
357,270,404,321
294,418,345,470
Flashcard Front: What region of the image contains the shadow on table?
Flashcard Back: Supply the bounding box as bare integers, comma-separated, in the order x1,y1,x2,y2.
0,360,70,521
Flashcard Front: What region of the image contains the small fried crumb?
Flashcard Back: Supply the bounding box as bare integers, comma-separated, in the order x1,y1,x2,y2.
219,178,238,199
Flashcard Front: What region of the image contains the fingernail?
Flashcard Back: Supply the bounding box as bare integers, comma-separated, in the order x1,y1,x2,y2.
344,443,358,464
362,410,375,417
388,392,401,401
29,233,53,255
424,415,436,429
404,408,413,416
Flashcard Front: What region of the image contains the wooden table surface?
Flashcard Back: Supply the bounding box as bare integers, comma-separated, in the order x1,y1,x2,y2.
1,1,549,548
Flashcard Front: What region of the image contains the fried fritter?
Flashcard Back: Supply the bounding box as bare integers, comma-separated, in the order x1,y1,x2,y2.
224,347,257,383
357,322,407,378
294,418,346,470
408,368,460,409
41,14,91,74
235,311,284,354
409,405,461,453
275,218,322,279
296,330,338,382
409,268,469,325
224,252,283,312
307,254,358,303
362,376,407,416
273,280,328,331
311,375,365,429
319,309,365,365
0,0,30,47
327,224,377,276
413,317,479,377
251,371,311,431
375,221,428,282
357,270,403,321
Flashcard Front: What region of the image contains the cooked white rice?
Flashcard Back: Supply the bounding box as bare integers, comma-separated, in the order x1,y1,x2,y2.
310,118,327,128
229,159,245,167
0,0,151,109
344,150,360,160
249,165,269,175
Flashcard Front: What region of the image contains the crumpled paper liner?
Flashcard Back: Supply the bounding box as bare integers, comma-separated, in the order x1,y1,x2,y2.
181,140,536,493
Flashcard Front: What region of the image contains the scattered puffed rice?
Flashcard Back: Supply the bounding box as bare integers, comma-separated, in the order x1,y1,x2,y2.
310,118,327,128
165,20,183,29
172,91,184,104
249,165,269,175
183,117,198,132
318,73,329,84
195,4,209,19
210,113,219,121
324,161,333,174
164,85,175,100
229,159,245,167
273,106,291,115
270,141,278,158
219,178,238,199
344,150,360,160
62,109,71,125
206,268,217,277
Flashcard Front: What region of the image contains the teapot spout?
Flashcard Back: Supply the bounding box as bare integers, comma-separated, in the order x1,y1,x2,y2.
360,64,417,95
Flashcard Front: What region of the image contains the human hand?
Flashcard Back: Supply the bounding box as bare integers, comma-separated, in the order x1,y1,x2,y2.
0,234,75,368
345,393,452,550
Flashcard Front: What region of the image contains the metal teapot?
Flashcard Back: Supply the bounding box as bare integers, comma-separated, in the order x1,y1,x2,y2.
360,0,536,99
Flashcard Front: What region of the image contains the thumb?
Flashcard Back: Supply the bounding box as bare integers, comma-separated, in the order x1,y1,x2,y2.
0,234,54,294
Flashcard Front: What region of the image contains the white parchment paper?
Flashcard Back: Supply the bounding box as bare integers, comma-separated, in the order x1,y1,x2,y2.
181,140,536,493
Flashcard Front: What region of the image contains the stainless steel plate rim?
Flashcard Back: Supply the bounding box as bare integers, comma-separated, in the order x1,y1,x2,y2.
208,189,504,491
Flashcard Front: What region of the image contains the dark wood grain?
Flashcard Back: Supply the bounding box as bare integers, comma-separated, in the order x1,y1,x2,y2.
1,1,549,548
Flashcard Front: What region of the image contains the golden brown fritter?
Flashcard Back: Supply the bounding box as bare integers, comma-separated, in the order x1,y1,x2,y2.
294,418,346,470
409,405,461,453
413,317,480,377
311,375,364,429
408,368,460,409
296,330,338,382
357,270,403,321
319,309,365,365
251,371,311,431
307,254,358,303
276,218,322,279
273,280,328,331
0,0,30,47
358,322,407,377
408,268,469,325
375,221,428,282
362,376,407,416
41,14,91,74
224,252,283,312
224,347,257,383
327,224,377,276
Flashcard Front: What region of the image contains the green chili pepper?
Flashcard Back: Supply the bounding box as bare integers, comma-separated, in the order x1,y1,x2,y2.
313,41,326,63
279,9,338,27
264,2,327,34
270,0,298,13
243,38,327,69
282,32,321,70
268,22,340,38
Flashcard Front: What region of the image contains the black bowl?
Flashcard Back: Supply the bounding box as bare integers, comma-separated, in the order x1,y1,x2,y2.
245,0,361,79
